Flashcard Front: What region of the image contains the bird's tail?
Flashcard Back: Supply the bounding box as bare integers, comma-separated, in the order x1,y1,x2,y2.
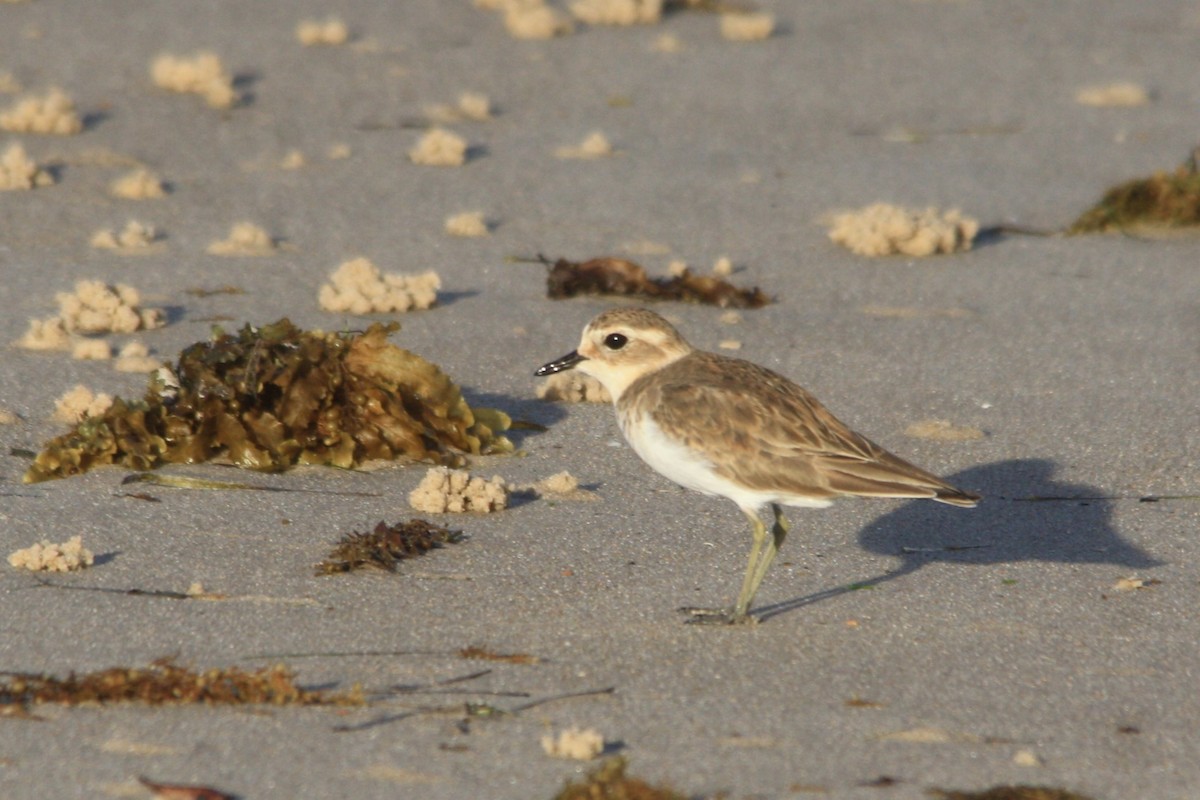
933,487,981,508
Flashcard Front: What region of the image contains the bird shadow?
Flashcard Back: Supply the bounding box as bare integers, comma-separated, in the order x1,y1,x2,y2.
757,458,1161,622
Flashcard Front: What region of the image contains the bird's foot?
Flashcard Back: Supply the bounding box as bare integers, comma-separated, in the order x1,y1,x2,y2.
678,606,758,626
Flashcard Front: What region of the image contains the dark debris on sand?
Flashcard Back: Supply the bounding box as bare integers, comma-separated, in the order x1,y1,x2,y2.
552,756,687,800
315,519,463,575
543,255,770,309
0,657,364,708
928,786,1097,800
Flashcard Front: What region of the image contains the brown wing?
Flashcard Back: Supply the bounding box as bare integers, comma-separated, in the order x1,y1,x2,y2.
630,352,979,506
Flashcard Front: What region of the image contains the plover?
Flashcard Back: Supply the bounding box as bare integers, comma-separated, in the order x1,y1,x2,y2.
536,307,979,625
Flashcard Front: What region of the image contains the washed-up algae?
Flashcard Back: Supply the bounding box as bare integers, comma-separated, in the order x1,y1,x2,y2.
459,646,541,665
552,756,686,800
928,787,1096,800
0,657,363,708
24,319,512,483
315,519,462,575
543,256,770,309
1069,147,1200,233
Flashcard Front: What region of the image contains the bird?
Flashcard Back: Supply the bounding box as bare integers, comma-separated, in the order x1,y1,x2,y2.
535,307,980,625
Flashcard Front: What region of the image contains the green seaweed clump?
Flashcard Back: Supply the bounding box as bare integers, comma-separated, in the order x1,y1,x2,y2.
553,757,687,800
0,657,363,708
1069,147,1200,233
315,519,462,575
24,319,512,483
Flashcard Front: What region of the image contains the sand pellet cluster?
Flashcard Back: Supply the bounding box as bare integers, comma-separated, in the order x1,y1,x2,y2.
719,12,776,41
109,168,166,199
427,92,493,124
296,17,349,46
52,385,113,423
409,128,468,166
114,341,160,373
569,0,662,26
8,536,94,573
409,467,509,514
206,222,276,256
279,149,306,169
531,471,580,496
16,318,70,351
489,1,575,40
444,211,490,237
827,203,979,256
58,281,165,334
541,726,605,760
70,339,111,361
16,281,163,352
318,258,441,314
1075,81,1150,107
66,339,156,368
151,52,238,109
521,470,597,501
537,371,612,403
478,0,774,39
12,282,166,356
554,131,614,159
0,142,53,189
90,220,160,251
0,87,83,135
651,31,682,53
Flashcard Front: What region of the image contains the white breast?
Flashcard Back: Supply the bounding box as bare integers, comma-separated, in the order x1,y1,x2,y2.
619,411,834,513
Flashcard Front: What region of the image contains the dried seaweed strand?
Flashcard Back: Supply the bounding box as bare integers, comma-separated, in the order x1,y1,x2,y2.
333,686,614,734
123,472,380,496
0,657,364,708
529,254,770,309
458,646,540,664
928,787,1097,800
315,520,463,575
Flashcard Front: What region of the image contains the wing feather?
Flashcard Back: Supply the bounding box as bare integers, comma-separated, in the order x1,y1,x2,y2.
625,352,978,506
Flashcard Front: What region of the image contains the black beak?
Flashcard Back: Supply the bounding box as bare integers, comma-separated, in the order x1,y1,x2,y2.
535,350,585,376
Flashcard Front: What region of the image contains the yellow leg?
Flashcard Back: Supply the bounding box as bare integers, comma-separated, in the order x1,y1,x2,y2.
753,504,789,597
682,508,766,624
733,504,789,621
685,506,790,625
730,509,769,621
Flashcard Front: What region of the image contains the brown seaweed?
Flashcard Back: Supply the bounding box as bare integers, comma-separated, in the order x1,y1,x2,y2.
458,646,541,665
552,757,686,800
137,777,237,800
315,519,462,575
24,319,512,483
1069,147,1200,233
0,657,363,708
928,788,1096,800
542,256,770,309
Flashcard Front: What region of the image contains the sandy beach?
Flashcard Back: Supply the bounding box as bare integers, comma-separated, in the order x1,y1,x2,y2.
1,2,1198,798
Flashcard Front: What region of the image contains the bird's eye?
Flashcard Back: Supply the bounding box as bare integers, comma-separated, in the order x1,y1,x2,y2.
603,332,628,350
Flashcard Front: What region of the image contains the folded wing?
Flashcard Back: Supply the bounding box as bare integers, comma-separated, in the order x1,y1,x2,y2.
645,355,980,507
